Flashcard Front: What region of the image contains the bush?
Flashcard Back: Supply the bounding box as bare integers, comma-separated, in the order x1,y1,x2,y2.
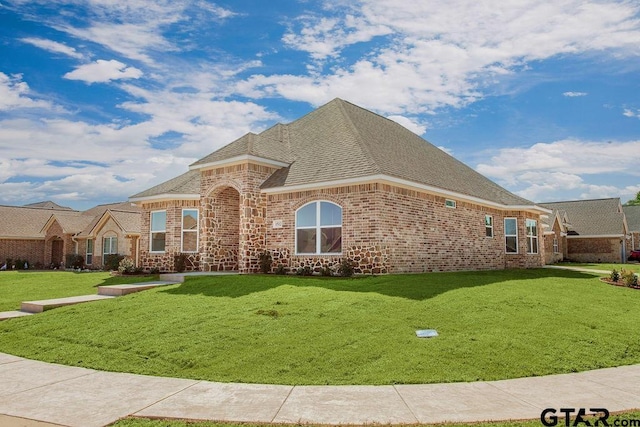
621,269,639,287
258,251,272,274
65,254,84,269
296,265,312,276
337,258,355,277
610,269,620,282
274,264,287,275
118,257,136,274
174,253,188,273
320,265,333,276
104,254,125,271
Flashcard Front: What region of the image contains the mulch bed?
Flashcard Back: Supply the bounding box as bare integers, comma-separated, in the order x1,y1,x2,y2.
599,277,640,290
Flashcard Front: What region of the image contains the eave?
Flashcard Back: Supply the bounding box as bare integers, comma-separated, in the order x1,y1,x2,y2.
190,154,290,171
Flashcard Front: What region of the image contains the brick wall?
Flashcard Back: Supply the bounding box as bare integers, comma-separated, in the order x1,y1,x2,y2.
567,237,623,263
0,239,45,266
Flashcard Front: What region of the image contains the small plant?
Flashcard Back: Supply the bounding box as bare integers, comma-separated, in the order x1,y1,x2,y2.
337,258,355,277
174,253,188,273
621,269,639,287
320,265,333,276
118,257,136,274
274,264,287,275
258,251,273,274
296,265,312,276
610,268,620,282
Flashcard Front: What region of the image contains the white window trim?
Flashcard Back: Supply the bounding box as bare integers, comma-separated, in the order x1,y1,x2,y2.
103,235,118,258
86,238,93,265
553,236,559,254
505,218,518,254
445,199,456,208
295,201,343,256
181,208,199,253
485,215,493,238
526,219,539,254
150,210,167,253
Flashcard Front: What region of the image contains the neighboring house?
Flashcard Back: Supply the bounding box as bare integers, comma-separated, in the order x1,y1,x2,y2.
540,209,570,264
0,201,140,268
131,98,548,274
622,205,640,252
539,198,629,263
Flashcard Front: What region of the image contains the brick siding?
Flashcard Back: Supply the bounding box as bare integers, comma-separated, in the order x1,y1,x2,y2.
567,237,624,263
0,239,45,266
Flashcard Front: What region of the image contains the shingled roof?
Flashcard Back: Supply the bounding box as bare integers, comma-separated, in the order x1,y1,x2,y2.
138,99,537,207
540,198,627,237
623,205,640,232
0,205,78,239
130,170,201,201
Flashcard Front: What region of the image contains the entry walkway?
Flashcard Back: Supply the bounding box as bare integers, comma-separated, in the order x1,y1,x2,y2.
1,352,640,427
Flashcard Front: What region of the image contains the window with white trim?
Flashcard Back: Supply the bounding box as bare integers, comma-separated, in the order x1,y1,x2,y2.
445,199,456,208
553,236,559,254
86,239,93,265
505,218,518,254
526,219,538,254
181,209,198,253
485,215,493,238
150,210,166,252
296,201,342,255
103,236,117,257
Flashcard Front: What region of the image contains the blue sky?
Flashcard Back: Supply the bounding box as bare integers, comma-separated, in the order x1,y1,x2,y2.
1,0,639,210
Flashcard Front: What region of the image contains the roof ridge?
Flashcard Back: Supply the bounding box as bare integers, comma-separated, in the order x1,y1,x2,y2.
540,197,621,204
332,99,382,174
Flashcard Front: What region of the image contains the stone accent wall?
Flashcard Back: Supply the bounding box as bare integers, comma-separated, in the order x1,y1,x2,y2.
0,239,45,266
543,221,565,264
44,220,75,267
567,237,623,263
200,163,277,273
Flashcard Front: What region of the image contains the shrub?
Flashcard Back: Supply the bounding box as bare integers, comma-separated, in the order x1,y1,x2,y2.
174,253,188,273
337,258,355,277
320,265,333,276
65,254,84,269
274,264,287,275
258,251,272,274
621,269,639,287
296,265,312,276
104,254,125,271
118,257,136,274
610,269,620,282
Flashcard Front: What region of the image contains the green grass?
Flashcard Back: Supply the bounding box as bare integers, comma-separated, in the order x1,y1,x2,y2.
0,271,159,311
558,262,640,273
1,269,639,385
111,411,640,427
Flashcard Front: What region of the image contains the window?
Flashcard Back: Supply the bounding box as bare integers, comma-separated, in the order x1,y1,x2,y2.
445,199,456,208
505,218,518,254
553,236,559,254
150,210,166,252
296,201,342,255
86,239,93,265
526,219,538,254
182,209,198,252
103,236,117,256
485,215,493,238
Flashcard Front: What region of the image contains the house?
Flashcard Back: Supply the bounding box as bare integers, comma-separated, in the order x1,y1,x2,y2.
622,205,640,252
540,208,570,264
539,198,629,263
0,201,140,269
130,98,548,274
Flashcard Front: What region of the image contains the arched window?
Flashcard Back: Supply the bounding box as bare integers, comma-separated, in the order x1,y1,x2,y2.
295,201,342,255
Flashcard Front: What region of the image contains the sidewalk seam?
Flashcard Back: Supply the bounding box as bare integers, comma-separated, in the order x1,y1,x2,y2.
392,384,420,424
129,380,203,418
271,384,296,422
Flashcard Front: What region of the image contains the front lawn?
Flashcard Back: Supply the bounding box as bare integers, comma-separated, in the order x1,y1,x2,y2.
0,269,638,385
0,271,158,312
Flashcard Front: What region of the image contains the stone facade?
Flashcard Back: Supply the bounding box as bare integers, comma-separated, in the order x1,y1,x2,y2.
543,220,566,265
137,164,545,273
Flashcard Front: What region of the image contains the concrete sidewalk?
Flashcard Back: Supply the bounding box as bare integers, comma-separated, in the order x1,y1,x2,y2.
1,353,639,427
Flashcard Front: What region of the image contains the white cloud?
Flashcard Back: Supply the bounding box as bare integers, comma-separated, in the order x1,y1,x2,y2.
563,92,588,97
0,73,53,111
476,139,640,202
386,115,427,135
623,109,640,118
241,0,640,114
20,37,85,59
63,59,143,83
